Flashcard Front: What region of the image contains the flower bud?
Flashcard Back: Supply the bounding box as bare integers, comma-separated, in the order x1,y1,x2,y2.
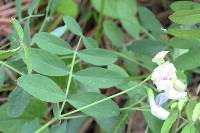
152,51,169,65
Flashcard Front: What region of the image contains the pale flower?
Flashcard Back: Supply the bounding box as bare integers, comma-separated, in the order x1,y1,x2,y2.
152,51,169,65
147,89,170,120
165,87,187,100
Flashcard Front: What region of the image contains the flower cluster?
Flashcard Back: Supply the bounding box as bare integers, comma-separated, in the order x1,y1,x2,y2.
148,51,187,120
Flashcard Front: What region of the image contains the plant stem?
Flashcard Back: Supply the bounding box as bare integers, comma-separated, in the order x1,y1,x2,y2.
60,38,82,113
0,61,24,75
61,115,86,120
95,0,105,43
35,75,151,133
61,75,151,117
35,118,56,133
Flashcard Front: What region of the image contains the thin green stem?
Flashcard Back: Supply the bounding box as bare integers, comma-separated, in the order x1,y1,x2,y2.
61,75,151,117
61,115,86,120
21,14,45,22
0,61,24,75
60,38,82,113
35,118,56,133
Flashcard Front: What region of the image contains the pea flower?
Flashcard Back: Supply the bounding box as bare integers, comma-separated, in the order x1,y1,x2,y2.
147,89,170,120
151,51,187,100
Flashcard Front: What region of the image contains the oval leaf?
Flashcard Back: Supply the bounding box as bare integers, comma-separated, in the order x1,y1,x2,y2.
33,32,73,55
169,9,200,25
181,123,195,133
68,92,120,118
174,48,200,70
73,67,125,88
103,20,124,48
78,48,118,66
17,74,66,103
192,102,200,122
161,111,178,133
63,16,83,36
30,48,69,76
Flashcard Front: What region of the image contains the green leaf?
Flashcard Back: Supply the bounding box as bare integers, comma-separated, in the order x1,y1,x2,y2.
66,118,87,133
186,100,197,122
103,20,124,48
30,48,69,76
143,107,163,133
161,111,178,133
28,0,40,15
0,65,5,87
120,20,140,38
11,18,24,41
174,48,200,70
82,37,98,49
128,39,167,57
167,29,200,39
170,1,200,11
17,74,66,103
78,48,118,66
52,103,60,119
139,7,163,33
192,102,200,122
57,0,78,17
117,0,137,20
168,37,200,49
116,0,140,37
181,123,196,133
91,0,118,18
20,118,39,133
169,9,200,25
15,0,22,20
63,16,83,36
0,100,47,133
68,92,120,118
7,87,31,118
73,67,125,88
33,32,73,55
0,46,20,59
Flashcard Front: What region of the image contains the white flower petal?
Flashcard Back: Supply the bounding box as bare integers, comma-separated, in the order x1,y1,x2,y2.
165,87,187,100
152,51,169,65
154,80,173,91
151,103,170,120
151,62,176,82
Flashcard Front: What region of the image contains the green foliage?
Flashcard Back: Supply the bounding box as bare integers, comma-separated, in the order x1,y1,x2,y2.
103,20,124,48
78,48,118,66
68,92,120,118
17,74,66,103
181,123,196,133
30,48,69,76
7,87,31,117
73,67,125,88
33,32,73,55
57,0,78,17
1,1,200,132
161,111,178,133
63,16,83,36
